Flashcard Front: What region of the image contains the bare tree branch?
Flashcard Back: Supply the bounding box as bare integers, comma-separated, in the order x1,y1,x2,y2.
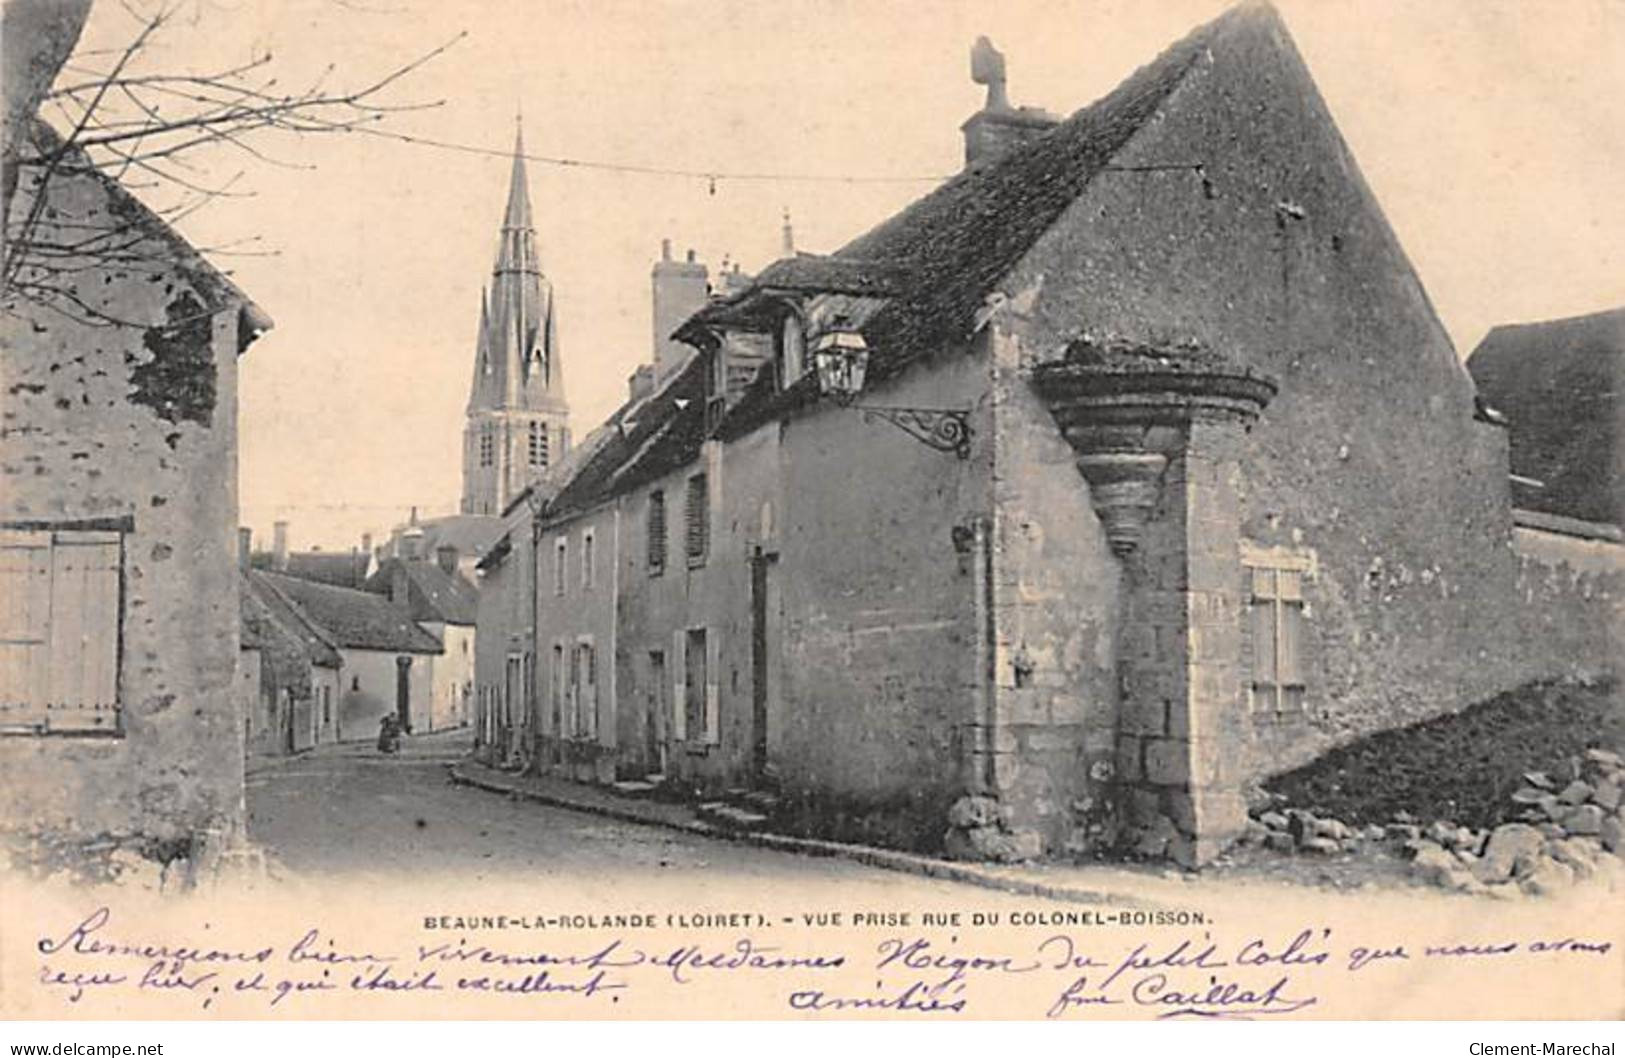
3,0,463,328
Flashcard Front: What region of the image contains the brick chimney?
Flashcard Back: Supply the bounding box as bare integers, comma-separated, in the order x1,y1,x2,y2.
361,532,373,557
436,544,458,575
391,562,410,609
652,240,709,384
238,527,252,572
961,36,1058,170
272,520,289,571
627,363,657,403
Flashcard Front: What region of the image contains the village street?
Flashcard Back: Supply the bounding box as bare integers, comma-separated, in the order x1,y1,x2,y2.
244,732,1044,906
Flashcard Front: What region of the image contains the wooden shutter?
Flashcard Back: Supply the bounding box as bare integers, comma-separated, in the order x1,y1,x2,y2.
671,628,686,741
647,491,666,573
0,531,52,730
583,641,598,739
704,627,720,745
49,531,121,731
685,474,708,562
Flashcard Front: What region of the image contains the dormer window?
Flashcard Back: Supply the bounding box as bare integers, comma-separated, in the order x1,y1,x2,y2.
779,314,806,388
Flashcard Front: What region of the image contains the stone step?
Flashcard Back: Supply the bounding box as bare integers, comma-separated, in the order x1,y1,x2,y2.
738,790,781,815
697,802,770,831
610,780,659,798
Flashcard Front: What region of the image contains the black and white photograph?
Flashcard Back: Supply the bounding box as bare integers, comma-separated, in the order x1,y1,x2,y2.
1,0,1621,1034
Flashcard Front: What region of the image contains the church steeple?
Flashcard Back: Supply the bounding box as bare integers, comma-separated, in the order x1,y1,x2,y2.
461,116,571,516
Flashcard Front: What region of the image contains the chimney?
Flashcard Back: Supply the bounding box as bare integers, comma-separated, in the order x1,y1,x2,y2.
781,208,795,257
391,562,410,609
272,520,289,571
961,36,1058,170
361,532,373,556
627,363,656,403
237,527,252,573
652,240,709,384
400,527,424,561
436,544,458,576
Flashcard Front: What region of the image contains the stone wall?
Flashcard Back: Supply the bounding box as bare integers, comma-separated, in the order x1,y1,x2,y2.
985,330,1121,856
1,154,251,855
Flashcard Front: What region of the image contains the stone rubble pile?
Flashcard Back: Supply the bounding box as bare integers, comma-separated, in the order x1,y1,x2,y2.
1240,748,1624,898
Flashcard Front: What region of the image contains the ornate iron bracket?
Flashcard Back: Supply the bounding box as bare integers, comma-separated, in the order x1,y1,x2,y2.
855,404,974,460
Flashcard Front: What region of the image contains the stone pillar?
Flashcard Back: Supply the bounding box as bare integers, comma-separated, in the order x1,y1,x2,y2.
1031,340,1274,867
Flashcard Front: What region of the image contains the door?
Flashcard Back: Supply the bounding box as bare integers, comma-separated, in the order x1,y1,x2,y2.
395,656,412,732
646,650,666,776
749,547,779,783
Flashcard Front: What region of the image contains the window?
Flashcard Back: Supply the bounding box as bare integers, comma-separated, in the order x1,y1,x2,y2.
528,422,548,468
582,529,595,589
0,528,123,735
479,425,495,468
553,537,567,596
684,473,709,566
1249,565,1306,714
647,490,667,576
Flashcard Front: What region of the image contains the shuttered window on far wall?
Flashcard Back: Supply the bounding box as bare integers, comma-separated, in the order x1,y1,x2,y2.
0,529,123,735
647,490,666,575
1249,565,1305,714
684,473,708,565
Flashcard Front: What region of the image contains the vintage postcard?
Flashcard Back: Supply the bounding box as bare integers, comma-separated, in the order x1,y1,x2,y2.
1,0,1622,1025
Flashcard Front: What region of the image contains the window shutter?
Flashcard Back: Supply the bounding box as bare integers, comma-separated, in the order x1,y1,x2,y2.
647,491,666,573
685,474,708,562
671,628,686,741
584,642,598,740
0,531,52,730
48,532,120,731
704,628,720,745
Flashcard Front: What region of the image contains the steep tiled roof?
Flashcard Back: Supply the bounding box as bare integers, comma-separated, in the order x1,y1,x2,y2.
701,4,1233,438
250,550,372,589
519,5,1247,527
257,571,442,654
363,558,480,626
241,570,342,702
412,514,508,561
540,352,710,524
1468,307,1624,525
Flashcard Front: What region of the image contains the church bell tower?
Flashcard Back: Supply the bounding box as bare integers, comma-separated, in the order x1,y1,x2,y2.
461,120,571,515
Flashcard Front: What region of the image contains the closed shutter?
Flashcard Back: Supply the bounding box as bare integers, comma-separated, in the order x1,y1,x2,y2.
704,628,720,745
583,641,598,739
647,491,666,573
685,474,708,562
0,531,51,730
671,628,686,741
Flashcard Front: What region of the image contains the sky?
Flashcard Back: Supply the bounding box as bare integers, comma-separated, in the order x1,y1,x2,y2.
64,0,1625,550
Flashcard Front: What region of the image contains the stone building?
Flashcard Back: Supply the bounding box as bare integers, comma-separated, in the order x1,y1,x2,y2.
363,551,479,731
253,572,442,740
1,0,271,858
461,124,571,516
482,3,1620,865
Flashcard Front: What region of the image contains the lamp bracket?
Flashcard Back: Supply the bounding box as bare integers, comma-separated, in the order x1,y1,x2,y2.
855,404,974,460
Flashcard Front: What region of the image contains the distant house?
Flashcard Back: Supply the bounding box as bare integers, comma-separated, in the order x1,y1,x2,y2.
255,572,442,739
1467,307,1623,528
1,2,271,858
238,534,344,757
482,3,1621,866
250,520,375,589
363,553,479,731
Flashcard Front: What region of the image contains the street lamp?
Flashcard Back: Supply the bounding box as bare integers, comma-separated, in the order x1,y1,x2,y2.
807,317,973,461
810,320,869,406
